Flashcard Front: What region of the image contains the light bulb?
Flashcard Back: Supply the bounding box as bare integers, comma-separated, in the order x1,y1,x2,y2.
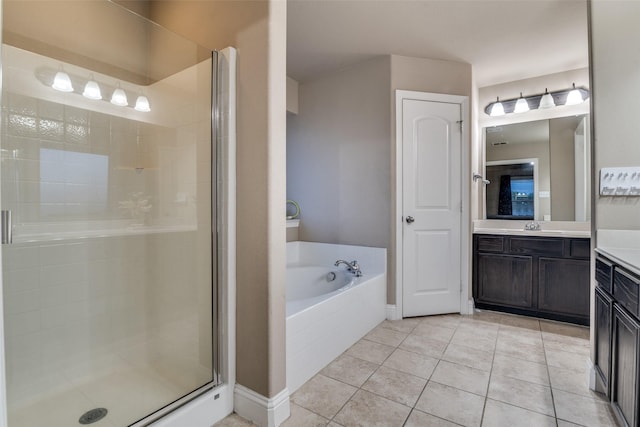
489,97,505,116
538,88,555,109
514,93,529,113
83,80,102,100
134,95,151,112
110,88,128,106
565,83,584,105
52,71,74,92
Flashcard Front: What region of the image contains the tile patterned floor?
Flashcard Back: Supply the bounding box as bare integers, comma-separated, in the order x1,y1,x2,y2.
215,311,619,427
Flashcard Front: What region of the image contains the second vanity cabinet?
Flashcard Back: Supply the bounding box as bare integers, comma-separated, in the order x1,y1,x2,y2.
594,253,640,427
473,234,590,325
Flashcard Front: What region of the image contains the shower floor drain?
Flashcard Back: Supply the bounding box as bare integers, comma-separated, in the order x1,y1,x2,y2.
79,408,108,424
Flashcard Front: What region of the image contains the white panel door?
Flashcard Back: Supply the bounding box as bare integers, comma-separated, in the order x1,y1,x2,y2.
402,98,461,317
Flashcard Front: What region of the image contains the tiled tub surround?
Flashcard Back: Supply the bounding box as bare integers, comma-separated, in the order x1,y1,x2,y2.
286,242,386,393
220,312,617,427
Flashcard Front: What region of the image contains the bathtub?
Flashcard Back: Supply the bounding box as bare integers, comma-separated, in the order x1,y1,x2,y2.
286,241,386,393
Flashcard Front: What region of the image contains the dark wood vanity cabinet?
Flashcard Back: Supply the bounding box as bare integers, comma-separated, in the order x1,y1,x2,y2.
473,234,590,325
595,253,640,427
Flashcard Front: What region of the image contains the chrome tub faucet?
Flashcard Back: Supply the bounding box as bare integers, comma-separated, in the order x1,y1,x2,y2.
334,259,362,277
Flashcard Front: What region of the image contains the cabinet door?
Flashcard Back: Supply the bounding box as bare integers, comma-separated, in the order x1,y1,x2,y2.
595,287,613,397
612,305,640,427
538,258,590,319
476,253,533,308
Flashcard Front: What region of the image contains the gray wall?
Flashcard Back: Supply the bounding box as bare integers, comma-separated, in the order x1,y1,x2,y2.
591,1,640,231
287,56,392,250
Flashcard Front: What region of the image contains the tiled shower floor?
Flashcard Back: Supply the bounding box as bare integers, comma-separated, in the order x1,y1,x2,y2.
216,311,618,427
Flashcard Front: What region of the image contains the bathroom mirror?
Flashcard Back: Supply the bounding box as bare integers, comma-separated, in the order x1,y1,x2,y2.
484,114,590,221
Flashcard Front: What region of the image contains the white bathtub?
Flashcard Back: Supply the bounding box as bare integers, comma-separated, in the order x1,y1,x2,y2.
286,241,386,393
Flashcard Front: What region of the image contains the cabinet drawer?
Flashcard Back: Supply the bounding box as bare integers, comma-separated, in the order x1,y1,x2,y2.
476,236,504,253
570,239,590,258
509,238,564,257
596,258,613,293
613,269,640,318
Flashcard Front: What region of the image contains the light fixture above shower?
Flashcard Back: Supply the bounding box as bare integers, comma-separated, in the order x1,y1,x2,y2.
40,67,151,112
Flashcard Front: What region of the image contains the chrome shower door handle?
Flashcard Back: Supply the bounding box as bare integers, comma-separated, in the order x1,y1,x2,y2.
405,216,415,224
1,210,12,244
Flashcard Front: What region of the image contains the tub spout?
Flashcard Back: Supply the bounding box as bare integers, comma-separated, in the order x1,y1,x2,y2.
335,259,362,277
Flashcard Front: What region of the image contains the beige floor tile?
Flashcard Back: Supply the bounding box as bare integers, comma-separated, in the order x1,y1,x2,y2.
497,327,543,348
380,318,421,334
487,374,555,416
213,414,255,426
291,375,357,419
415,382,485,427
548,366,608,401
441,343,494,372
361,365,427,406
492,353,549,386
499,314,541,331
320,354,379,387
281,403,329,427
430,360,490,396
399,334,448,359
404,409,461,427
495,336,546,364
456,321,499,339
554,389,617,426
345,339,395,364
545,348,589,372
540,320,590,339
482,399,556,427
466,310,509,325
542,331,590,348
543,338,590,355
411,323,456,342
333,389,411,427
365,325,408,347
327,423,343,427
420,314,463,329
383,348,438,379
450,329,497,353
557,420,584,427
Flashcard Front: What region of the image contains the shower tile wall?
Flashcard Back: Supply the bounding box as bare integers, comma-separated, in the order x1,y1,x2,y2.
1,85,212,416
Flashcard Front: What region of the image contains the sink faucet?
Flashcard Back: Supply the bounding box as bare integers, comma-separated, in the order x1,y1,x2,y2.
524,221,541,231
335,259,362,277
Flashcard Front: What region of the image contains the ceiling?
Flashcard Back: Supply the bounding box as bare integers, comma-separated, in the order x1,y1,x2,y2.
287,0,589,87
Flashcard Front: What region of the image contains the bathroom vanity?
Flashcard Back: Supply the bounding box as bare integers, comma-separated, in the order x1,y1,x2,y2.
472,223,591,325
593,231,640,427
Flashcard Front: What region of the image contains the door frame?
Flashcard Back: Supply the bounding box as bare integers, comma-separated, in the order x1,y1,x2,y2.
394,90,471,318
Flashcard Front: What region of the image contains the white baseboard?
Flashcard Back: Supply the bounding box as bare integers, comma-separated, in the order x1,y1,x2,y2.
234,385,290,427
386,304,400,320
467,298,475,315
586,358,596,391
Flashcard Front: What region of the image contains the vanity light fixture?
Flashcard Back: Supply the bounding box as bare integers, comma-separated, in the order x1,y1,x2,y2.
82,77,102,100
51,71,74,92
134,95,151,112
489,97,506,116
538,88,555,109
484,84,589,116
110,87,128,106
514,93,530,113
565,83,584,106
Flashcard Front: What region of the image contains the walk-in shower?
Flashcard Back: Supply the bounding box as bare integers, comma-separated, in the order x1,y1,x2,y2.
0,1,232,425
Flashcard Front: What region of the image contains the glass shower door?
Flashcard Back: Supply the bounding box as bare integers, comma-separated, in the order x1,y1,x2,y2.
1,1,218,425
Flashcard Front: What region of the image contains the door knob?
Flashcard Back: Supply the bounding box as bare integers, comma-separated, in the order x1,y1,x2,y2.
405,216,415,224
